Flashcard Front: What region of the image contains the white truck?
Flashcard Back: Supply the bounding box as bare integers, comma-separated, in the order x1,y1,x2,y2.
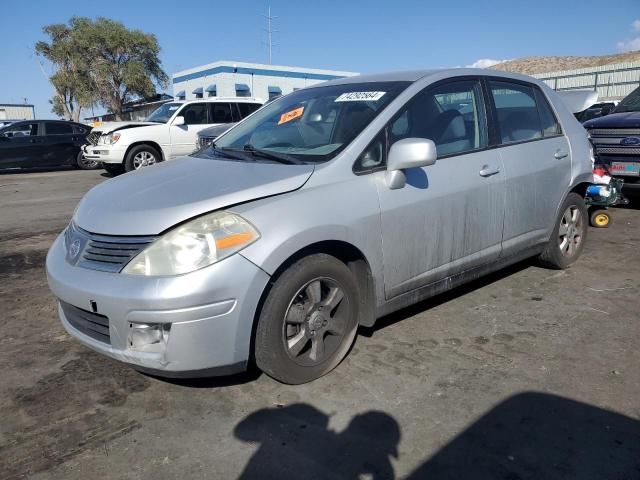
83,98,263,174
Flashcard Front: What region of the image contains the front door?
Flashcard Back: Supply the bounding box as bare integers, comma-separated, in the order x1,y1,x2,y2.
169,102,211,157
371,79,505,299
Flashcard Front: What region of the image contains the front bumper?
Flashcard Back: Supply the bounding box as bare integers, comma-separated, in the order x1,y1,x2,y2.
46,233,270,376
82,144,127,164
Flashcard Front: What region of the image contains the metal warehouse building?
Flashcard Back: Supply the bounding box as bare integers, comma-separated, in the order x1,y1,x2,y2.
532,60,640,100
0,104,35,121
172,61,358,102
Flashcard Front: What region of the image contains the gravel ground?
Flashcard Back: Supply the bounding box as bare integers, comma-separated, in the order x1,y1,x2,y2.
1,169,639,479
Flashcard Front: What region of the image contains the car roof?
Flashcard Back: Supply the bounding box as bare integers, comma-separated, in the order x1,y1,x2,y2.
318,68,545,87
180,97,264,105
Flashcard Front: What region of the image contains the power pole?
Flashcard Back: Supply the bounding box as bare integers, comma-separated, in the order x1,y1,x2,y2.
262,6,278,64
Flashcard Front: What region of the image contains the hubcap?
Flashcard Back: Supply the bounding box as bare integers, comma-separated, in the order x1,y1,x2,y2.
558,205,583,257
132,151,156,169
283,277,348,366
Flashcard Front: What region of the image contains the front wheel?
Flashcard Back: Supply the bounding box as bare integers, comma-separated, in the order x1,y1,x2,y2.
255,254,360,384
538,192,587,269
75,151,99,170
124,145,161,172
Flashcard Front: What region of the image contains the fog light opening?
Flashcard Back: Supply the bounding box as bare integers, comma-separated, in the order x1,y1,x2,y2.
128,322,171,352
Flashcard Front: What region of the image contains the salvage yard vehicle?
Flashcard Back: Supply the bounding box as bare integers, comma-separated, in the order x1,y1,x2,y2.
0,120,94,170
584,86,640,194
47,68,593,384
83,98,263,174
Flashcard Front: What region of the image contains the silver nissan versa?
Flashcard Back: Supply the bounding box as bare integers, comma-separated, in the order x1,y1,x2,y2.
46,69,593,384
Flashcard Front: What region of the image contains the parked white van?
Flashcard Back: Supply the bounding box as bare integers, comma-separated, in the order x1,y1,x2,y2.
83,98,263,174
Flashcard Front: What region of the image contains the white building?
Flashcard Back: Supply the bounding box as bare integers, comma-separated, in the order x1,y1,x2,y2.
0,104,35,121
172,60,358,102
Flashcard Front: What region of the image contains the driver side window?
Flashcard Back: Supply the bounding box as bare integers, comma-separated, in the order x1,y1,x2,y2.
2,123,38,138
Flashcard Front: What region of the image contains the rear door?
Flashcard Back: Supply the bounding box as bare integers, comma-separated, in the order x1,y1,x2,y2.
43,122,76,166
369,78,505,299
487,79,570,255
0,122,43,168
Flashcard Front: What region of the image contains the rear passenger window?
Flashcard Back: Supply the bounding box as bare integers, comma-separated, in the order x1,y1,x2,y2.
534,89,561,137
237,103,261,119
489,81,543,144
45,122,73,135
209,103,233,123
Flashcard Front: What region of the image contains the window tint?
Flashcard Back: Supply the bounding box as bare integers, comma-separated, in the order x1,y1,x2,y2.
209,103,233,123
74,125,89,134
1,122,38,137
179,103,208,125
489,81,543,144
534,89,561,137
237,102,262,119
354,79,487,172
393,79,487,157
45,122,73,135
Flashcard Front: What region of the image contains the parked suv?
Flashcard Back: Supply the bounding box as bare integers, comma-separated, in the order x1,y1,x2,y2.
584,86,640,192
47,69,592,384
83,98,263,174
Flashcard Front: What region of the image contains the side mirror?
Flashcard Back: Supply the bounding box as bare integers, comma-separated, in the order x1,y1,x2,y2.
173,116,185,126
386,138,437,189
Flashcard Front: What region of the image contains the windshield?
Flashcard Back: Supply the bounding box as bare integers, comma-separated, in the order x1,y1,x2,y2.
614,87,640,113
197,81,410,163
146,102,182,123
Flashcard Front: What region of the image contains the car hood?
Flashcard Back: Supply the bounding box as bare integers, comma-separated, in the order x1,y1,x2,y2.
93,121,158,134
584,111,640,129
74,156,315,235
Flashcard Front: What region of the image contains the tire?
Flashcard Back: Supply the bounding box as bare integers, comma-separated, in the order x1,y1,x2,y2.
124,145,161,172
103,163,124,176
590,209,611,228
539,192,588,269
75,151,99,170
255,254,360,384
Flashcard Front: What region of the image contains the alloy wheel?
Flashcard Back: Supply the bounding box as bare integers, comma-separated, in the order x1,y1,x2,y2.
558,205,583,257
283,277,349,366
132,151,156,169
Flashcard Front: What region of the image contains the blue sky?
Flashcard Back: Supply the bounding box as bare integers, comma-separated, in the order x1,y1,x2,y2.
1,0,638,119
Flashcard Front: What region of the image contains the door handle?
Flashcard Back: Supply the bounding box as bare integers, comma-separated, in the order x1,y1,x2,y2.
479,165,500,177
554,150,569,159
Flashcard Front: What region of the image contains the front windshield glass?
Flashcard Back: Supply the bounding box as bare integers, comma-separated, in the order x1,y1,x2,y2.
146,102,182,123
198,81,410,163
614,87,640,113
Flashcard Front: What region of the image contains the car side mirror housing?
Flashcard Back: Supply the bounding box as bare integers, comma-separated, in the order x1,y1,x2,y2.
173,116,185,126
386,138,437,189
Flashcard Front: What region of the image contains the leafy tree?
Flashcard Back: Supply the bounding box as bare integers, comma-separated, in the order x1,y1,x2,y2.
36,20,96,122
36,17,168,121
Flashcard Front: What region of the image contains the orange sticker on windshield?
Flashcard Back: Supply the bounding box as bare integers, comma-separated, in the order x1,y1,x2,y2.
278,107,304,125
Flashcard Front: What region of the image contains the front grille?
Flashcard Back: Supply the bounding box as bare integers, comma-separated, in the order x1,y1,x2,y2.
588,128,640,137
60,301,110,344
199,136,216,149
86,131,101,146
595,146,640,155
65,223,156,273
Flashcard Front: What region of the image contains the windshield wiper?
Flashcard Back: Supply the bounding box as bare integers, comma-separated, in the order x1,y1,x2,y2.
240,144,304,164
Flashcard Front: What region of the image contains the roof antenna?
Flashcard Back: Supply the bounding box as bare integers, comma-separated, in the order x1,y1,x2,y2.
262,6,278,64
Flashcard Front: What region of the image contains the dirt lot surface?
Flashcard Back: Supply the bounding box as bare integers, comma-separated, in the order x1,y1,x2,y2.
1,169,639,479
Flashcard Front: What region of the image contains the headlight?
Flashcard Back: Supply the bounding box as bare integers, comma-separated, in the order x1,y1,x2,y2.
100,132,121,145
122,211,260,276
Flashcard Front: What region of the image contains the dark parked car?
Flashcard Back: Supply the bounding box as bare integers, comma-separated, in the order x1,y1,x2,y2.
0,120,96,170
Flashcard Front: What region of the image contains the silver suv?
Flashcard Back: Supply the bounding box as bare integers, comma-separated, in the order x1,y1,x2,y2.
46,69,593,384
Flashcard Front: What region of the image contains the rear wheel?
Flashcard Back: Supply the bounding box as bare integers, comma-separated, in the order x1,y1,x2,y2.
255,254,360,384
124,145,161,172
539,192,587,269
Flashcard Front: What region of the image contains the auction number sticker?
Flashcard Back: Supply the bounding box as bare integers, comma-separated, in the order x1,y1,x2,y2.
278,106,305,125
335,91,386,102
